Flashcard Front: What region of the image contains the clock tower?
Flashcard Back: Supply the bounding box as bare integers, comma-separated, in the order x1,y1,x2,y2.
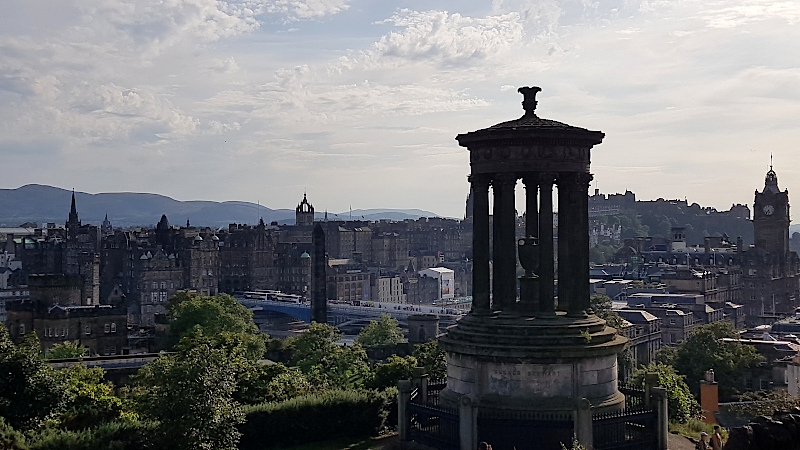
753,166,790,256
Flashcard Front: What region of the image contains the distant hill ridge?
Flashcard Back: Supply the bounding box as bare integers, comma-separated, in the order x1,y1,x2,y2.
0,184,440,228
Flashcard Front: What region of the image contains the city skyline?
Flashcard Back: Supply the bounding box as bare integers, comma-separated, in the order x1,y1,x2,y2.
2,0,799,219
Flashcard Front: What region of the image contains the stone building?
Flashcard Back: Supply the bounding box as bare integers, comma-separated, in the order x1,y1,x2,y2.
739,167,800,324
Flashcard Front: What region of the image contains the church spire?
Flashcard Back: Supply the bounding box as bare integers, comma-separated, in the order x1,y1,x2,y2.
68,189,79,224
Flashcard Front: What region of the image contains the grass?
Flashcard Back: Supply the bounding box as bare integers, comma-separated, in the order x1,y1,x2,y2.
669,418,728,442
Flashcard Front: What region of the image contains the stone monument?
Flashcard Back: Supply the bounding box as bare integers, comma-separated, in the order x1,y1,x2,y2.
438,86,628,447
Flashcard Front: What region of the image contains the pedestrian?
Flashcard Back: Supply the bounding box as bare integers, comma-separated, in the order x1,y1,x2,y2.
695,431,709,450
478,442,492,450
710,425,723,450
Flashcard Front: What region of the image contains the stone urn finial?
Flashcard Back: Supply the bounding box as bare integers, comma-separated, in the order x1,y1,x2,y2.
518,86,542,116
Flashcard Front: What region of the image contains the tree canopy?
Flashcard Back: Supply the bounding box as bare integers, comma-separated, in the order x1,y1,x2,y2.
631,363,700,423
356,314,405,348
0,326,64,430
168,292,265,359
657,322,764,400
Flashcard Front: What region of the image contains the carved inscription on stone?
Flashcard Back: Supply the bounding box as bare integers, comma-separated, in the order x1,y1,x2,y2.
487,363,573,397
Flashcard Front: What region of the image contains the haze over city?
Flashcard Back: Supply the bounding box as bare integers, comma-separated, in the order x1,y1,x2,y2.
2,0,799,219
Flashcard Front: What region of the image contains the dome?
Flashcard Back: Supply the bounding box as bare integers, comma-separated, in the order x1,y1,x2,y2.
300,251,311,258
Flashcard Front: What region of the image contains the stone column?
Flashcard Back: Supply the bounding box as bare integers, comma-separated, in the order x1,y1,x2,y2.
538,173,555,315
492,173,517,312
576,173,593,313
459,395,477,450
470,175,491,316
575,398,594,450
652,387,669,450
557,172,574,313
398,380,413,442
519,175,540,314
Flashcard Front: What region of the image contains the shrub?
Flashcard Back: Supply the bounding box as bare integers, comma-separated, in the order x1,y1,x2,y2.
239,389,395,449
28,420,157,450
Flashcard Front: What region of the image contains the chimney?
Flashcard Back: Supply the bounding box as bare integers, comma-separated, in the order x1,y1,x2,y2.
700,370,719,424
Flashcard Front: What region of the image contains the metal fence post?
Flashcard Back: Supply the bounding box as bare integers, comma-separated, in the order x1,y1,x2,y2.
651,387,668,450
575,398,594,450
398,380,413,442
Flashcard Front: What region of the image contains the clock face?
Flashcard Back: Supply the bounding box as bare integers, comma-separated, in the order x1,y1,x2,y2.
763,205,775,216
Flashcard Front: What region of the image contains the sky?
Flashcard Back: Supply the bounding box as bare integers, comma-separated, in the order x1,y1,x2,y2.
1,0,799,220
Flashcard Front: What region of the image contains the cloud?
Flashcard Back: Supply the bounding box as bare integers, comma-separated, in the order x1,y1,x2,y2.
369,10,524,66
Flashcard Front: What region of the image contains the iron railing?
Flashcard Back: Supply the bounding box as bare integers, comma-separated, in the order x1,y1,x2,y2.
592,407,658,450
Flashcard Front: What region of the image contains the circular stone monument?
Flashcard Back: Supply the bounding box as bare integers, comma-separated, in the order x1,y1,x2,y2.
439,87,628,438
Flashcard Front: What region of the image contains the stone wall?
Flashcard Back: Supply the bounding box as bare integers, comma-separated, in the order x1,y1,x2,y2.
724,409,800,450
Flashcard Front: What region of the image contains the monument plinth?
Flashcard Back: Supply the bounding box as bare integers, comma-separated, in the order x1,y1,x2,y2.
439,87,628,437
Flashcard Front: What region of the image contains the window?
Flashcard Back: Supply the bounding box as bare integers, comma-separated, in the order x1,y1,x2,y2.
110,323,117,333
19,324,25,335
104,323,110,333
84,325,91,335
63,327,68,337
670,319,676,325
152,282,158,289
152,292,158,302
160,291,167,302
160,282,166,289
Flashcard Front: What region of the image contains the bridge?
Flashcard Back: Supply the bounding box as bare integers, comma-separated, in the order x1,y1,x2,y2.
235,296,466,329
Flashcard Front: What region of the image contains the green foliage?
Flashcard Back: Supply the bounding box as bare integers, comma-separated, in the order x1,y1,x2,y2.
0,327,64,430
728,390,800,418
589,244,620,265
167,292,265,359
131,341,245,450
0,417,28,450
45,342,86,360
668,322,764,399
632,363,701,423
412,340,447,382
590,294,624,331
288,323,372,390
355,314,405,348
235,362,314,405
55,366,129,430
238,389,395,450
26,420,158,450
368,355,417,390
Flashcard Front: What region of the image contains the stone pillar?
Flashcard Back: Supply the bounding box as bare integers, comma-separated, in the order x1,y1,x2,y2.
459,395,477,450
538,173,555,315
312,223,328,324
652,387,669,450
574,173,593,314
471,175,491,316
557,172,574,313
493,173,517,312
575,398,594,450
398,380,413,442
518,175,540,314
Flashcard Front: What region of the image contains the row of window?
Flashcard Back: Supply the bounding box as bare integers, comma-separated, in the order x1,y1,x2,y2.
18,322,117,336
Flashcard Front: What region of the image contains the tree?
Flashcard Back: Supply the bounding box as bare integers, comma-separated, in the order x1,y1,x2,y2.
132,341,245,450
368,355,418,390
0,326,64,429
56,365,129,430
168,292,265,359
288,323,371,389
660,322,764,399
234,362,314,405
412,340,447,382
632,363,701,423
45,341,87,360
356,314,405,348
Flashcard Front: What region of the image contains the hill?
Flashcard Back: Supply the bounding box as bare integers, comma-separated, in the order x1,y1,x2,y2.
0,185,440,228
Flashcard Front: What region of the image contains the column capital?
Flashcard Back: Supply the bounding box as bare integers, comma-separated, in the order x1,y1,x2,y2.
492,172,518,186
538,172,556,184
468,173,491,187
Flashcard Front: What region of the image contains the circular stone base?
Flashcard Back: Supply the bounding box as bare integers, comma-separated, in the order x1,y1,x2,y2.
439,311,628,414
